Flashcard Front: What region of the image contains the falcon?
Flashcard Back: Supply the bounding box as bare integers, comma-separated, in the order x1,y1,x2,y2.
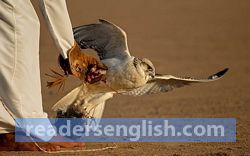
52,19,228,118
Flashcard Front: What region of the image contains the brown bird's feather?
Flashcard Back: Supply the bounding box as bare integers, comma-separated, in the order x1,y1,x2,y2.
45,68,68,91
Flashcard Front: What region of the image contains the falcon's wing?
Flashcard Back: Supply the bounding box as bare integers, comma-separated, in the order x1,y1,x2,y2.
73,19,130,60
123,68,228,96
52,85,113,118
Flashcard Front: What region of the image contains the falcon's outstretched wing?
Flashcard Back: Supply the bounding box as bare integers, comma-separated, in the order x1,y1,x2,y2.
73,19,130,60
124,68,228,96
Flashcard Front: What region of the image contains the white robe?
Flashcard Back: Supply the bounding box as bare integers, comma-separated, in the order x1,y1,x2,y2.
0,0,74,136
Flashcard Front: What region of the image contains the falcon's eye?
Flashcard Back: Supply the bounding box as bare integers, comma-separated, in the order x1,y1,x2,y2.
147,66,153,71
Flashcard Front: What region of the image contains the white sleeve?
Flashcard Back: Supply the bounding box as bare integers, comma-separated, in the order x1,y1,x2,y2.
38,0,74,59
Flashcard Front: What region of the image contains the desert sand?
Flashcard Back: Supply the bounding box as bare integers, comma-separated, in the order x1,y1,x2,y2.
1,0,250,155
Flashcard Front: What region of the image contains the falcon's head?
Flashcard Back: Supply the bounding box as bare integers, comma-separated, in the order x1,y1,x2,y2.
133,57,155,81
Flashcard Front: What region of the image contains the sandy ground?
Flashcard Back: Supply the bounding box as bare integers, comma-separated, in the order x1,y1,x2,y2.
1,0,250,155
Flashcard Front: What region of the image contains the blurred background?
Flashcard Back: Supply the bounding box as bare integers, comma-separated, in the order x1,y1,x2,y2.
30,0,250,155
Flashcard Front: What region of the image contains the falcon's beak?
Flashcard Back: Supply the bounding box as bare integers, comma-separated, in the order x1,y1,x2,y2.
149,72,155,79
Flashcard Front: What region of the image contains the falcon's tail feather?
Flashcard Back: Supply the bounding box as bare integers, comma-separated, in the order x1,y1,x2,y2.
52,85,85,113
52,84,113,118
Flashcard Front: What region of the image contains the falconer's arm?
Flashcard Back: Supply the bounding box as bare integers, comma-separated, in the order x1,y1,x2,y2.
38,0,107,84
38,0,74,59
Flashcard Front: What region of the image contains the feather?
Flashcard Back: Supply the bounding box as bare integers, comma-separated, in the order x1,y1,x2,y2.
45,69,68,91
